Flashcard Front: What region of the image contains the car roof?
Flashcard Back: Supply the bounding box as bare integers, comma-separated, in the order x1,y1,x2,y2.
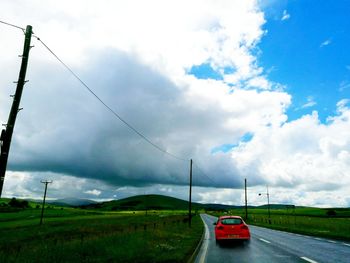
218,215,243,220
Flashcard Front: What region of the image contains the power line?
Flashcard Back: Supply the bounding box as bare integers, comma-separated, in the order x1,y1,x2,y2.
0,20,220,185
0,20,25,32
33,36,188,162
38,41,218,181
193,161,216,185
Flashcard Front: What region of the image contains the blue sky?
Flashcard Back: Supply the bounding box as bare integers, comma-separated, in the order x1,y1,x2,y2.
260,0,350,123
189,0,350,123
2,0,350,207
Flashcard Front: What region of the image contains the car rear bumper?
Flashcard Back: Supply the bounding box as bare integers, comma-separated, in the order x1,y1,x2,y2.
215,232,251,240
216,236,250,240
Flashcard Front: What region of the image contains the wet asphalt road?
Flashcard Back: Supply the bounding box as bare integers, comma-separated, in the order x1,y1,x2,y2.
195,214,350,263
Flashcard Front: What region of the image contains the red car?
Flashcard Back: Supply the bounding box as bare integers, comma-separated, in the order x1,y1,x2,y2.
214,216,250,242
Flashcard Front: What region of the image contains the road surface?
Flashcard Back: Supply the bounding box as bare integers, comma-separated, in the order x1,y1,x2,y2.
195,214,350,263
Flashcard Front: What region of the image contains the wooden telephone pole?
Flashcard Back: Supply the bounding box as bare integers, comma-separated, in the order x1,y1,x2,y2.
188,159,193,227
0,25,33,197
40,180,52,225
244,178,248,220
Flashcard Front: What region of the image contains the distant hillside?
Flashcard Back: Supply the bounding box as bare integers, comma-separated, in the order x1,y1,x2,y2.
257,204,297,209
48,198,97,207
80,194,204,211
2,196,349,217
202,203,243,211
79,194,250,211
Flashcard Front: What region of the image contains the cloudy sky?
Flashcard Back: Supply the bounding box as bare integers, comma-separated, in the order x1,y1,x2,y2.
1,0,350,207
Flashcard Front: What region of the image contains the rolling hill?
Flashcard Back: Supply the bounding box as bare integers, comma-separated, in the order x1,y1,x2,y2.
48,198,97,207
2,195,349,217
79,194,242,211
80,194,200,211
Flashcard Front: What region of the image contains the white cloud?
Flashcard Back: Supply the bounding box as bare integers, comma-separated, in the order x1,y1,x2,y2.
1,0,349,207
1,0,276,186
339,81,350,92
4,171,350,207
84,189,102,196
320,39,332,47
300,96,317,109
2,171,115,200
281,10,290,21
232,103,350,202
247,76,272,90
334,99,350,115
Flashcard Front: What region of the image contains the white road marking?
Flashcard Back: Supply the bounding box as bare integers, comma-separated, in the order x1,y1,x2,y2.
301,256,318,263
259,238,271,244
343,243,350,247
327,240,337,244
314,238,322,241
197,217,210,263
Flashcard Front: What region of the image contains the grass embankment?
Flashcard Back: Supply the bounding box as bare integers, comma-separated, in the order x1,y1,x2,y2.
0,207,203,263
208,207,350,241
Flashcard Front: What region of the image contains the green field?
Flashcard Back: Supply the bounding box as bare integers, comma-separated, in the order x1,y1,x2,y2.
2,194,350,262
209,207,350,241
0,198,203,263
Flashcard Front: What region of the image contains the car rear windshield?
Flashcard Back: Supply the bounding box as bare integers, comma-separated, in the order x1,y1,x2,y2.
220,218,242,225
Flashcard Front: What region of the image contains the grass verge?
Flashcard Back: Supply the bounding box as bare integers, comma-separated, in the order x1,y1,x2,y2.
247,214,350,241
0,212,203,262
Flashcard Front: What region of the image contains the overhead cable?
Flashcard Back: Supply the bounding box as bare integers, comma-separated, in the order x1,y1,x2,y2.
33,36,188,162
193,161,217,184
0,20,25,32
1,19,219,184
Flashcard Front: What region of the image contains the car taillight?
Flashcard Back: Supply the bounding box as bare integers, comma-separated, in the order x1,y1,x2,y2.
241,225,248,230
217,226,224,230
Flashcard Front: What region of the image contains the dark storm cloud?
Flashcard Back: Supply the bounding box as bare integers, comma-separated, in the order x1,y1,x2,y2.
7,48,246,188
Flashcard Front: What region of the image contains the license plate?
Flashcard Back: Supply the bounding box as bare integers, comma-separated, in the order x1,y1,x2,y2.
228,235,239,238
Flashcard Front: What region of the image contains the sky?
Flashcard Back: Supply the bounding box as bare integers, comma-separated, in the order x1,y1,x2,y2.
1,0,349,207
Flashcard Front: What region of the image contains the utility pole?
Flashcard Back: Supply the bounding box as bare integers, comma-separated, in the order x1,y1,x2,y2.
259,185,271,224
266,185,271,224
0,25,33,197
244,178,248,220
188,159,193,227
40,180,52,225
